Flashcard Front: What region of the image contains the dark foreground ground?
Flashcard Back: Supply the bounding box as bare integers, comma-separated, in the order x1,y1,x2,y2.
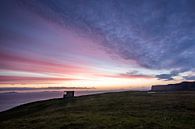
0,91,195,129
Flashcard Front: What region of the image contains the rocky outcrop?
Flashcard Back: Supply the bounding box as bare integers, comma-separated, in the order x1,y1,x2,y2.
151,81,195,91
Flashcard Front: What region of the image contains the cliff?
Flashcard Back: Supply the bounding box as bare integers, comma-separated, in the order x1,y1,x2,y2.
151,81,195,91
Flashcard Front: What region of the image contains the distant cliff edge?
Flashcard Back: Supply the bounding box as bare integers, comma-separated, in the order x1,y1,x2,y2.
151,81,195,91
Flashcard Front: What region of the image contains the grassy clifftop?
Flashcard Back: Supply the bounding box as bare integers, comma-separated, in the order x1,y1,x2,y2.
0,91,195,129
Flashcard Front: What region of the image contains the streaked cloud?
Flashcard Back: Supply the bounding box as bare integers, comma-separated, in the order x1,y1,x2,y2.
0,0,195,88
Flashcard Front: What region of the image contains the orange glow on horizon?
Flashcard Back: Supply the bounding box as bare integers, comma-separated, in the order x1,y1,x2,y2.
0,74,181,90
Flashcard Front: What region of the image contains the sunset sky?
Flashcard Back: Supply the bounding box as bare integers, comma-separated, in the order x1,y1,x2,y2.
1,0,195,90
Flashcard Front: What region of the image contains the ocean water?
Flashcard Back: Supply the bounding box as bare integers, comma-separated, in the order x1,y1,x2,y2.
0,90,121,112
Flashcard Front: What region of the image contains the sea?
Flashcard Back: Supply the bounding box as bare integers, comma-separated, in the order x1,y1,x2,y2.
0,89,128,112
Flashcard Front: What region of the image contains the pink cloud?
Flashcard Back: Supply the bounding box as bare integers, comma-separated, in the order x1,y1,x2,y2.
0,51,95,75
0,76,82,84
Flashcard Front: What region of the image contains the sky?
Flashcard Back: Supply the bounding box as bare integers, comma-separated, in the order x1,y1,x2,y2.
0,0,195,90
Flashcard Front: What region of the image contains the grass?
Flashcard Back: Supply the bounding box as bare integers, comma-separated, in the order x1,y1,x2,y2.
0,91,195,129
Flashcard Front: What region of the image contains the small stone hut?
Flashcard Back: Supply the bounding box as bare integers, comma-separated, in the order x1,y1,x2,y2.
63,91,74,98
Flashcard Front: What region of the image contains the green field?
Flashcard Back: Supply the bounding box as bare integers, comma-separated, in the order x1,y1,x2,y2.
0,91,195,129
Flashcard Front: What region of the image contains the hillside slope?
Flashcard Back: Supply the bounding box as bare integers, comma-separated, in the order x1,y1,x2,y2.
0,91,195,129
